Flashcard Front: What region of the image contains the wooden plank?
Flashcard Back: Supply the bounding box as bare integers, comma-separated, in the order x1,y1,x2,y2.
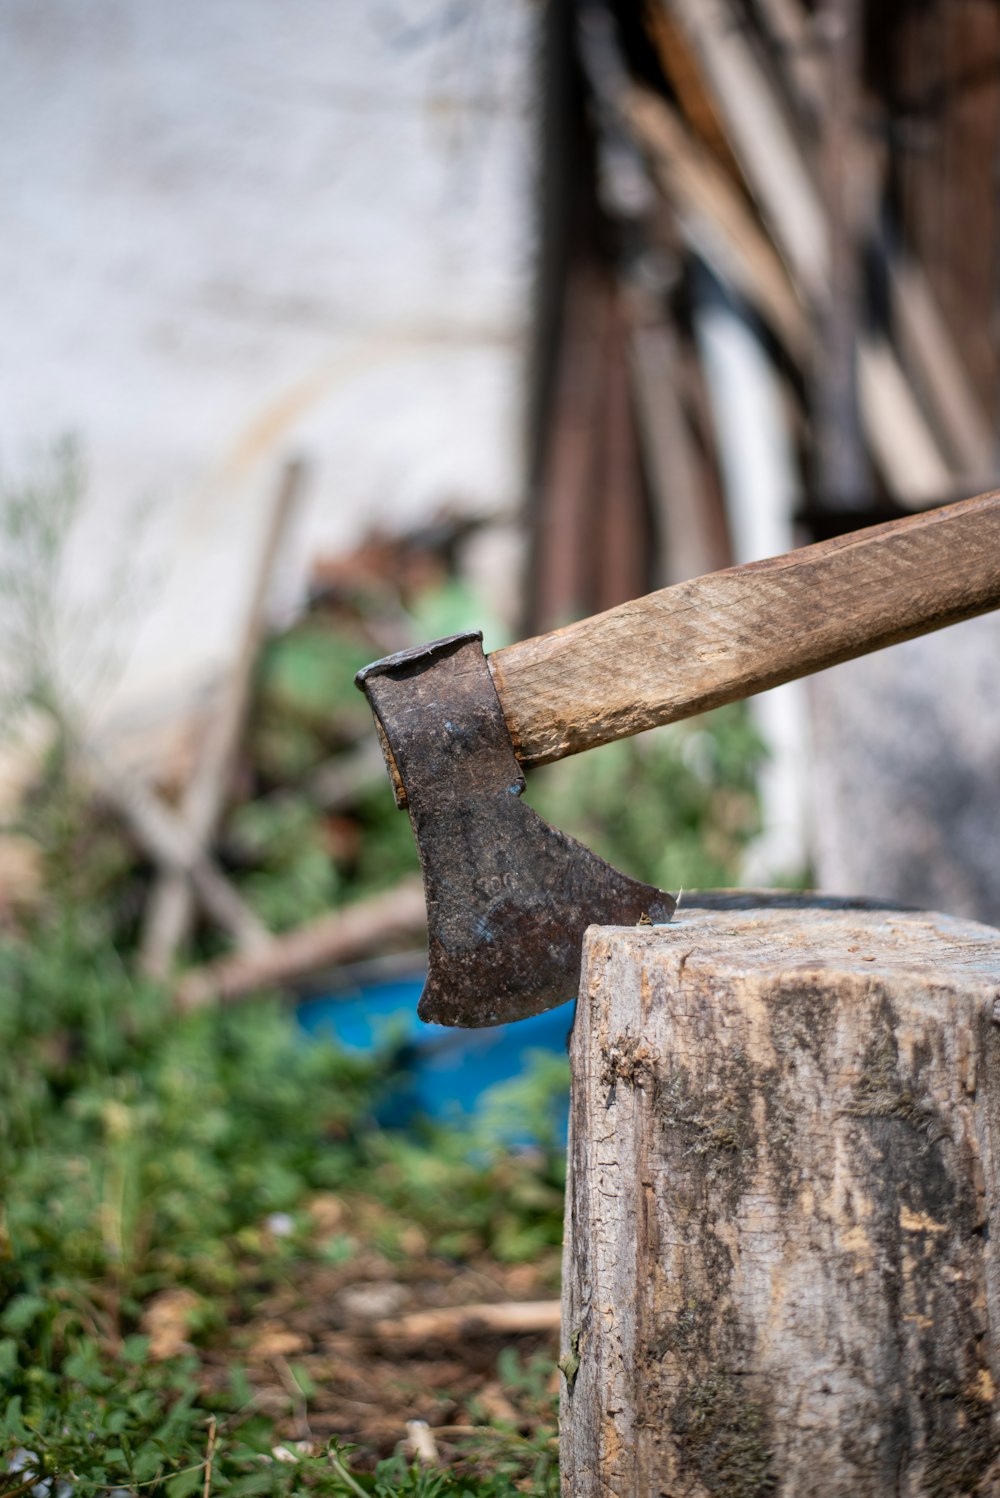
751,0,826,119
813,0,870,510
659,0,955,507
623,87,810,361
528,258,611,632
643,3,744,180
487,489,1000,768
751,0,995,483
662,0,829,303
889,256,996,484
626,298,728,584
562,905,1000,1494
857,337,953,504
593,290,652,613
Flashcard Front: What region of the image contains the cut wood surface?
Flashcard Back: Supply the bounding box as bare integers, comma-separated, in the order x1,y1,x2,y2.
487,488,1000,768
562,904,1000,1496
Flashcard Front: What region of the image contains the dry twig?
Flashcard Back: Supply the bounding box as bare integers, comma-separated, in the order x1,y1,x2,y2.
203,1415,217,1498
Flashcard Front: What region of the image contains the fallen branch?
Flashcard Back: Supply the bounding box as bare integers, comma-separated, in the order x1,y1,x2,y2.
174,878,426,1011
374,1301,561,1343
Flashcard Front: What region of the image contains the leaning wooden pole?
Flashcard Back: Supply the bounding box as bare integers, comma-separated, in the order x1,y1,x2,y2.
561,901,1000,1496
140,457,304,978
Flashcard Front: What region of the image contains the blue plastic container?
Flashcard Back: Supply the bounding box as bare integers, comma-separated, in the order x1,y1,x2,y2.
297,973,572,1142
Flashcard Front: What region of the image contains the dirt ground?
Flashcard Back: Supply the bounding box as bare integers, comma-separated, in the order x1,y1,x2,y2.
143,1192,562,1470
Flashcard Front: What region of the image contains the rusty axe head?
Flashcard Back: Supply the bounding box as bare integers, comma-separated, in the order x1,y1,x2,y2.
356,631,674,1028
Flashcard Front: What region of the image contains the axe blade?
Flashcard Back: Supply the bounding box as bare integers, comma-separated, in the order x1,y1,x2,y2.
356,632,674,1027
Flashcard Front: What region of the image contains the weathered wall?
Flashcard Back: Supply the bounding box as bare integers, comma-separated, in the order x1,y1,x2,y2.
0,0,535,756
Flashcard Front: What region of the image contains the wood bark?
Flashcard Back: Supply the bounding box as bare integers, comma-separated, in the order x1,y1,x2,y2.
488,488,1000,769
562,903,1000,1496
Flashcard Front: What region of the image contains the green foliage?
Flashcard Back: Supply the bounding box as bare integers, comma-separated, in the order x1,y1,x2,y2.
348,779,421,895
258,622,373,734
246,618,422,903
0,895,562,1495
475,1051,570,1157
226,794,342,931
403,579,509,657
252,623,373,781
525,704,766,893
355,1117,565,1268
2,1381,552,1498
0,922,379,1299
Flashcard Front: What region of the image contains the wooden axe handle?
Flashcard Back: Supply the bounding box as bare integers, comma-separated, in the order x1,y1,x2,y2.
488,490,1000,769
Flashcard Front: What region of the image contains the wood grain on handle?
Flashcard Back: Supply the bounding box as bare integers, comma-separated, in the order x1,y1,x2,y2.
488,490,1000,769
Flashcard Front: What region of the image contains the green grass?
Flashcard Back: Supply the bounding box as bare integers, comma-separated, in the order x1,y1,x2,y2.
0,896,564,1497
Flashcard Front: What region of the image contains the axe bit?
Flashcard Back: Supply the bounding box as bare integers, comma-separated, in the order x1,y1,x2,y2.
356,490,1000,1028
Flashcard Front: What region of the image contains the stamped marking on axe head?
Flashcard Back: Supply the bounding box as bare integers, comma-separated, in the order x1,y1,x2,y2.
356,632,674,1027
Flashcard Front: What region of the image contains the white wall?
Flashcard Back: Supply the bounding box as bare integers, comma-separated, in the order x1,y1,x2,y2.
0,0,535,756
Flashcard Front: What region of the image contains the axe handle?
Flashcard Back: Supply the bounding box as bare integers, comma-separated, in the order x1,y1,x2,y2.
488,490,1000,769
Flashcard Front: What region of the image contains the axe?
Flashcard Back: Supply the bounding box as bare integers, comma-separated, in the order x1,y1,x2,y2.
356,491,1000,1028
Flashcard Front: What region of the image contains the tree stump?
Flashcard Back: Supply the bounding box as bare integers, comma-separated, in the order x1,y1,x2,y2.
561,901,1000,1497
